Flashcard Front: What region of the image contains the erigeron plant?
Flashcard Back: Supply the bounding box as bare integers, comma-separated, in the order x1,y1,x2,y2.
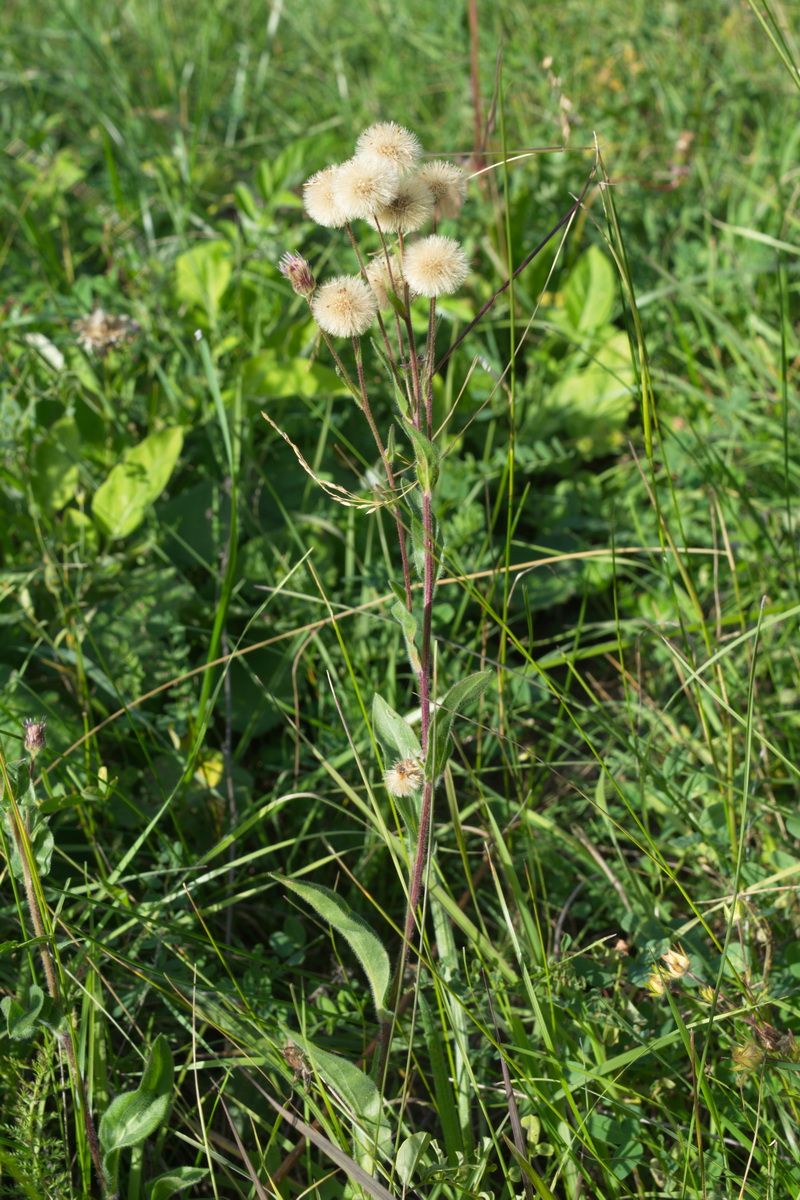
277,121,489,1042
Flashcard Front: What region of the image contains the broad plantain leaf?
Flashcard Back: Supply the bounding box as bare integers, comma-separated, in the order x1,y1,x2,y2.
93,427,184,540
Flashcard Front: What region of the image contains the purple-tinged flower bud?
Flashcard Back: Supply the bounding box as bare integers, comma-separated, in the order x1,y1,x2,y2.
279,252,317,298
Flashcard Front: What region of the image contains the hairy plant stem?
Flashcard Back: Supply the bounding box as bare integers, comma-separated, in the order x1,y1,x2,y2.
352,339,413,607
312,324,413,607
5,788,107,1196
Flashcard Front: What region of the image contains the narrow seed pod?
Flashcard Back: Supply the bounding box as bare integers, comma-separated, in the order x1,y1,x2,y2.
403,235,469,297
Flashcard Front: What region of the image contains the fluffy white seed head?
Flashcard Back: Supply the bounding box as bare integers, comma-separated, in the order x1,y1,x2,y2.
303,165,348,228
403,235,469,297
365,253,405,311
332,157,398,221
384,756,424,797
311,275,378,338
367,175,434,234
417,160,468,219
356,121,422,175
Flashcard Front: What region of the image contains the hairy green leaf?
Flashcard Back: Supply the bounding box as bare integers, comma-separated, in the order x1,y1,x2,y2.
282,879,391,1019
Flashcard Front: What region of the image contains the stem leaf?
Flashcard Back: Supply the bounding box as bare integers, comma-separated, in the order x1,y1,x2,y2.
282,878,392,1019
427,670,492,780
372,692,423,763
146,1167,209,1200
391,600,421,673
404,421,440,493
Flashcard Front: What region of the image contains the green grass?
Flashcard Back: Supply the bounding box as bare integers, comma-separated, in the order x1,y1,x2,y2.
2,0,800,1197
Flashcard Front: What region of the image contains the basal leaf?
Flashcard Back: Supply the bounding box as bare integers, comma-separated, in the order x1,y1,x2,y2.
174,241,232,322
93,427,184,540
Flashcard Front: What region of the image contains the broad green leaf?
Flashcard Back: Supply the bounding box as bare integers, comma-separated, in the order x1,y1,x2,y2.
93,427,184,539
2,987,42,1040
563,244,616,334
146,1167,208,1200
243,350,347,399
282,879,391,1018
428,671,492,781
174,241,231,322
3,803,54,880
99,1034,174,1190
542,329,635,459
403,421,440,494
31,418,81,513
1,985,65,1039
395,1132,431,1186
372,693,422,764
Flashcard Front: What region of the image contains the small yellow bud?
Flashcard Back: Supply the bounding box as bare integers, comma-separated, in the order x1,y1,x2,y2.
645,970,667,997
661,944,691,980
731,1043,764,1073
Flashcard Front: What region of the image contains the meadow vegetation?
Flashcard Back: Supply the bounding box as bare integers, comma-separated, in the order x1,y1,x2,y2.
2,0,800,1197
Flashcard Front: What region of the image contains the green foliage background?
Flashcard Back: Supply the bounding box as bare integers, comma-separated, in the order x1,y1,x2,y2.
2,0,800,1197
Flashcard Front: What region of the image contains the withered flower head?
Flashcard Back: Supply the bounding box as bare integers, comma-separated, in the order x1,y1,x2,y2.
384,757,424,798
417,160,468,219
355,121,422,175
403,234,469,297
645,969,667,997
310,275,377,338
72,310,139,357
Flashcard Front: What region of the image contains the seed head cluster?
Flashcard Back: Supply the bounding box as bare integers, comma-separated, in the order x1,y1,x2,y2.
282,120,470,337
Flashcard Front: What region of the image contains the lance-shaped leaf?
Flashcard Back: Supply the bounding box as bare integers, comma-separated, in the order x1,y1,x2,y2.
391,600,421,674
99,1034,174,1192
404,421,440,494
287,1032,393,1157
146,1167,209,1200
427,671,492,781
282,879,392,1020
372,693,422,764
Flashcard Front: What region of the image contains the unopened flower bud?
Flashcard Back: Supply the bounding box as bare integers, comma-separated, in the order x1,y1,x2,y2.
731,1043,764,1073
661,945,691,980
279,252,316,297
23,718,47,758
645,970,668,997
